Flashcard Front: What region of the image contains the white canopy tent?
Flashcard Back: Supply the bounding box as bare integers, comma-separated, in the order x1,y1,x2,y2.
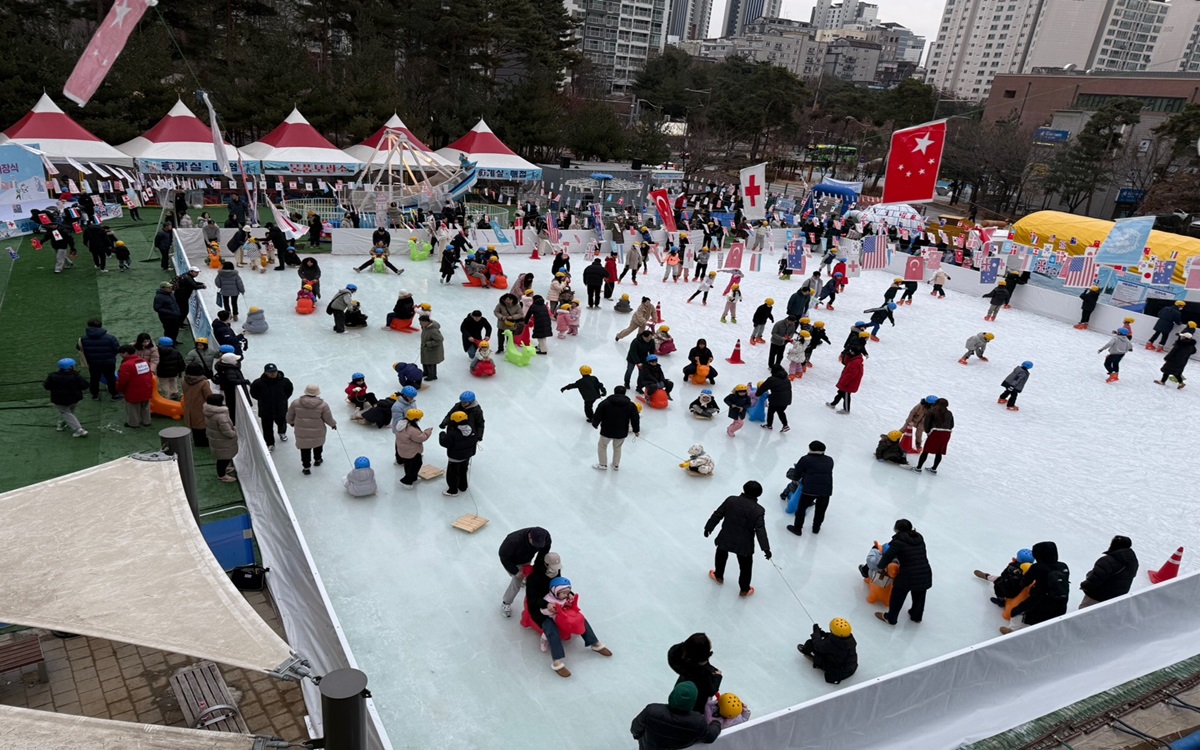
0,93,132,167
117,100,258,175
0,457,303,678
240,109,361,176
0,705,259,750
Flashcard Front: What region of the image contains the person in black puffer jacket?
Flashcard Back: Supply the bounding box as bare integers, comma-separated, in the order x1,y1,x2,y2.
1079,536,1137,608
787,441,835,536
1002,540,1070,633
78,319,121,399
877,519,933,625
524,294,553,355
44,358,89,437
439,411,480,497
755,365,792,431
582,258,607,308
667,633,722,712
797,619,858,684
630,682,722,750
249,364,294,448
155,337,187,400
704,481,772,596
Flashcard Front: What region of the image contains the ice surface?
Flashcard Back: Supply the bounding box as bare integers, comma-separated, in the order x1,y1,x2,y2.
225,251,1197,749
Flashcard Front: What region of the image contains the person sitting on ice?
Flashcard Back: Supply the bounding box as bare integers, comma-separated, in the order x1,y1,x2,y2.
652,325,675,355
243,306,268,334
614,293,633,313
345,373,378,418
874,431,907,464
524,561,611,678
296,284,317,313
359,392,397,429
344,300,369,328
464,258,488,285
974,548,1034,608
637,354,673,401
280,244,301,267
797,618,858,685
393,361,423,390
689,389,720,419
999,541,1070,635
679,444,715,475
358,243,396,275
343,456,377,497
385,289,416,329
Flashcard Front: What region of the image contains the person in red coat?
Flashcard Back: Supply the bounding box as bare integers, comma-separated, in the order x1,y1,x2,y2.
116,345,155,428
827,343,865,414
833,257,848,290
603,251,619,300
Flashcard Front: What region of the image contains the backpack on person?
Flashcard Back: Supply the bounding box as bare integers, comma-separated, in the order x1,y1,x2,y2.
993,562,1025,599
1046,563,1071,602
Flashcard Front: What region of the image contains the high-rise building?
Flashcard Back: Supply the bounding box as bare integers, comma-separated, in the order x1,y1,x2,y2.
810,0,879,30
924,0,1046,100
722,0,782,37
568,0,670,94
1023,0,1178,72
667,0,714,41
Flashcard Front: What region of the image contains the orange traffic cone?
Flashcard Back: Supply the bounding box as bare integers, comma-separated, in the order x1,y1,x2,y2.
1149,547,1184,583
726,340,744,364
530,243,540,260
656,302,663,323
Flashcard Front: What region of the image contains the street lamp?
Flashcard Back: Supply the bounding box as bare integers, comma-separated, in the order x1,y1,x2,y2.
633,98,663,126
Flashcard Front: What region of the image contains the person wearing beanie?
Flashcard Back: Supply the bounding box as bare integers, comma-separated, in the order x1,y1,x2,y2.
250,364,294,451
704,481,772,597
786,441,835,536
1079,536,1138,608
876,519,933,626
213,352,250,426
1000,541,1069,634
630,681,722,749
498,527,553,617
667,634,722,712
153,280,183,343
286,385,337,475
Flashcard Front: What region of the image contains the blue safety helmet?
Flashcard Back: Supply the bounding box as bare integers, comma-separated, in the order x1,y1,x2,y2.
460,391,476,402
58,358,76,370
701,389,713,396
219,345,235,354
1022,361,1033,369
1016,548,1035,564
354,457,371,469
158,336,174,347
645,354,658,362
924,395,938,404
1117,328,1129,336
346,284,357,291
351,373,365,381
887,302,897,310
834,272,843,277
854,321,867,328
548,576,572,590
401,386,418,399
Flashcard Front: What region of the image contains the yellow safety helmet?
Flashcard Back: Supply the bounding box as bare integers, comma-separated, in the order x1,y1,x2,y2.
718,693,744,720
731,284,740,290
997,280,1007,285
765,298,775,305
658,325,669,332
249,306,261,313
799,317,810,324
830,618,853,637
406,408,424,421
195,337,209,345
708,271,717,277
859,331,871,338
814,321,825,328
620,293,630,300
886,431,902,442
579,365,592,375
984,332,995,340
734,383,749,392
799,330,811,338
450,411,468,423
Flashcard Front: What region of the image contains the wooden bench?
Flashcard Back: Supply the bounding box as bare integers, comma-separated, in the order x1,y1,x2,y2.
0,636,47,684
169,661,249,732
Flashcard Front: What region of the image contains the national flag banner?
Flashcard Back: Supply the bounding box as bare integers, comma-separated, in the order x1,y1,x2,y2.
953,234,965,249
979,256,1003,284
739,163,767,221
1063,253,1098,288
1017,249,1035,273
927,232,938,244
648,189,676,233
923,247,941,271
514,218,524,247
68,180,79,194
30,238,42,250
902,255,924,282
748,253,761,272
1152,260,1177,285
881,119,947,204
846,257,862,278
63,0,153,106
491,222,510,245
52,230,63,242
786,242,807,273
938,230,950,245
72,222,82,234
546,212,560,244
1058,239,1068,251
860,235,889,270
1185,263,1200,291
900,228,909,240
304,182,314,191
276,181,285,191
725,243,744,269
38,213,51,225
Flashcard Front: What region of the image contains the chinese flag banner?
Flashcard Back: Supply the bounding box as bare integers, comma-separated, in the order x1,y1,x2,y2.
882,120,947,205
63,0,154,107
649,189,677,233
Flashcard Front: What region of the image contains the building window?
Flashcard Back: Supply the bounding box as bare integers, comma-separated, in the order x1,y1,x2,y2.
1003,89,1016,98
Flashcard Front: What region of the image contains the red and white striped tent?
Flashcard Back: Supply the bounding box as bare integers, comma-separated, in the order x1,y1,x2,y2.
117,100,254,174
0,93,132,167
436,119,541,181
345,114,454,169
240,108,361,176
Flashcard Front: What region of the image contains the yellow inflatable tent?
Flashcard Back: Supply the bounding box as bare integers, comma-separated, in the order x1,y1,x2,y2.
1012,211,1199,285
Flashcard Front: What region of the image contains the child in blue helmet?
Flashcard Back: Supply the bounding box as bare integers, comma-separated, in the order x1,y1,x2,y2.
862,302,897,341
858,542,892,579
390,386,420,431
998,361,1032,411
815,274,841,310
689,389,720,419
974,549,1035,607
637,354,673,401
345,373,378,418
44,358,89,437
343,456,377,497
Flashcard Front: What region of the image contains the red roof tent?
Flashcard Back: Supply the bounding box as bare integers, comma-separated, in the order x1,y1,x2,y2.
358,114,434,153
138,101,215,143
442,119,521,157
0,93,133,166
254,109,343,150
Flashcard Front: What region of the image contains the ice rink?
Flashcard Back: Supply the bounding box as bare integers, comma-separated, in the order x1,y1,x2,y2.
216,248,1196,749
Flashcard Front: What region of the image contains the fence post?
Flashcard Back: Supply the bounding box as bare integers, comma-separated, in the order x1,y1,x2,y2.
319,668,369,750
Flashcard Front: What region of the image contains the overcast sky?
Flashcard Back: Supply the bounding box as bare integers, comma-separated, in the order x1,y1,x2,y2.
706,0,945,57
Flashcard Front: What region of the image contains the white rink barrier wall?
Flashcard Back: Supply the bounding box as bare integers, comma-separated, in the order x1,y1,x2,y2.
173,236,392,750
718,572,1200,749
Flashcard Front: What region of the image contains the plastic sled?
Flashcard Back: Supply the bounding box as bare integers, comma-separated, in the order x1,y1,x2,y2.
490,274,509,289
514,324,532,348
390,317,416,332
746,398,767,423
690,363,711,385
296,299,315,315
461,263,485,286
692,412,715,420
865,563,900,606
637,389,669,409
372,258,388,273
471,360,496,377
657,340,677,355
411,243,431,261
502,331,537,366
207,253,223,270
150,376,184,420
1003,584,1033,621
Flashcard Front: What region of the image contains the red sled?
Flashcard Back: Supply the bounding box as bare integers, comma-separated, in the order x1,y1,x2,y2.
637,389,670,409
389,317,417,332
656,339,677,355
471,360,496,377
514,324,532,348
295,298,315,315
519,594,587,639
